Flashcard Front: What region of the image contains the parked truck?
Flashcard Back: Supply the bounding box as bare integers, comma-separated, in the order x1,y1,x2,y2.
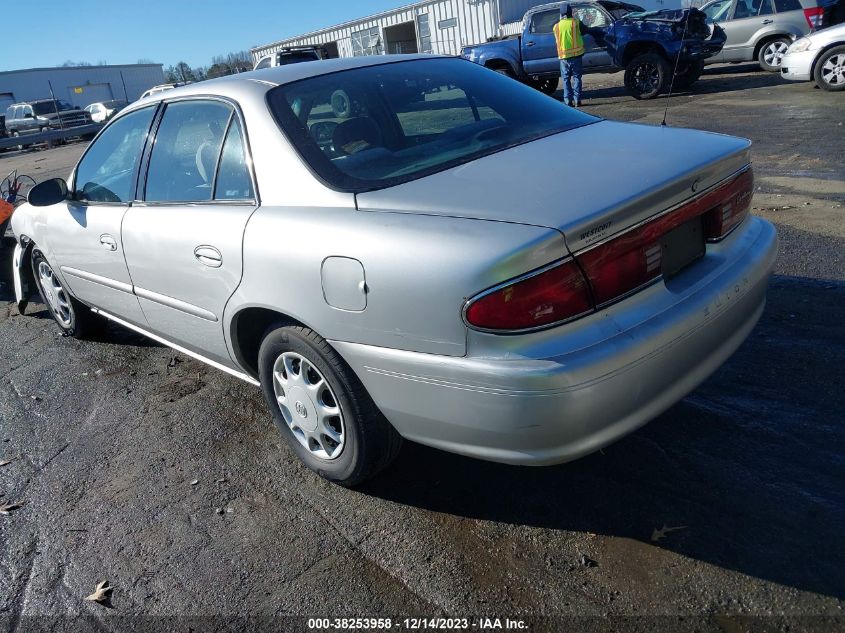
460,1,727,99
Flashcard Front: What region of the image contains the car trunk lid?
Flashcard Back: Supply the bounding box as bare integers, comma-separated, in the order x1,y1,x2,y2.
355,120,751,253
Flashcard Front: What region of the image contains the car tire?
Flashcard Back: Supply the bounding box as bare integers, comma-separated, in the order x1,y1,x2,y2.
758,37,791,72
330,90,353,119
624,53,669,100
31,250,99,338
813,45,845,92
490,64,516,79
258,325,402,487
12,131,30,151
673,60,704,90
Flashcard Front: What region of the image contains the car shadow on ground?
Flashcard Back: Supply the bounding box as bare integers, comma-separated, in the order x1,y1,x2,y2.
362,275,845,600
579,64,786,103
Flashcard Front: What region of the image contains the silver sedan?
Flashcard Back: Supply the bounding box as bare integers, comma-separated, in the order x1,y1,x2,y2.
12,55,777,485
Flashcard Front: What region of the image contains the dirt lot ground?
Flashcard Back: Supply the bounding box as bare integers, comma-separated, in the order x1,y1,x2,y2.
0,64,843,632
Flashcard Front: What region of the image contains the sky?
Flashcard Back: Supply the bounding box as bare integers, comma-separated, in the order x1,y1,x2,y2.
0,0,404,72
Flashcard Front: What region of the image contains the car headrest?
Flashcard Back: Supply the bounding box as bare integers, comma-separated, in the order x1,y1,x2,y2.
332,117,383,155
196,141,218,184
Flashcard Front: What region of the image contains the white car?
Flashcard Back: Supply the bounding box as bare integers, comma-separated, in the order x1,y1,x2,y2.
781,22,845,90
83,100,128,123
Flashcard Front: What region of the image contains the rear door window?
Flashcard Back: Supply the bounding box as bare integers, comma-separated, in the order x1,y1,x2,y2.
773,0,801,11
213,118,253,201
144,100,233,203
530,10,560,33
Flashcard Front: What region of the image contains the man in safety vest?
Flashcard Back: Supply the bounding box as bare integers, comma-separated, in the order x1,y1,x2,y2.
553,4,585,107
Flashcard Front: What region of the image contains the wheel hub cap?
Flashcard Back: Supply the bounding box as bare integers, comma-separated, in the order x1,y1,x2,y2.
37,262,72,327
272,352,345,461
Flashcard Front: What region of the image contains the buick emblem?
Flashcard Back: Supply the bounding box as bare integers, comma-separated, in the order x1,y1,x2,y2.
295,401,308,418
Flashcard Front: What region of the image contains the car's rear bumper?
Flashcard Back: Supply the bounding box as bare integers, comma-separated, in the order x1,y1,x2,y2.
332,217,777,466
781,49,815,81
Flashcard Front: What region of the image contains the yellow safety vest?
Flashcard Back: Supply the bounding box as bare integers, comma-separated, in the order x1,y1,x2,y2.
553,18,585,59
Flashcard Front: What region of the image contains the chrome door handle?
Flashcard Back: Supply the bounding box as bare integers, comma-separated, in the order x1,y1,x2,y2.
194,245,223,268
762,18,773,23
99,235,117,251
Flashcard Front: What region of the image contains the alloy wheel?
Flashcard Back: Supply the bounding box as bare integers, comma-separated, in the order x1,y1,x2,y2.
821,54,845,87
272,351,345,460
38,261,72,327
634,63,659,93
763,41,789,68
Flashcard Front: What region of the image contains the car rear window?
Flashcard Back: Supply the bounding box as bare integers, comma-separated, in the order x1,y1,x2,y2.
267,58,596,193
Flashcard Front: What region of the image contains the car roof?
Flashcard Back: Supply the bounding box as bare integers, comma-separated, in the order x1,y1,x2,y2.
133,54,448,107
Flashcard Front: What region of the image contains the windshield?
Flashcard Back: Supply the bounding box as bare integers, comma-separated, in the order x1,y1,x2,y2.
102,100,127,109
32,100,76,115
278,51,321,65
267,58,597,192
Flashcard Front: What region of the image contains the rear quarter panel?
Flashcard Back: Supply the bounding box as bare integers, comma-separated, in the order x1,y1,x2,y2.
225,207,567,358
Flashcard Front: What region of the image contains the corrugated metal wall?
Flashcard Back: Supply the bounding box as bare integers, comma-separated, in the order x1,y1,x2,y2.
0,65,165,108
252,0,509,62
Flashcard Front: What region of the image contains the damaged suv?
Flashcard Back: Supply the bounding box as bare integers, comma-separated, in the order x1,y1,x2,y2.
461,1,726,99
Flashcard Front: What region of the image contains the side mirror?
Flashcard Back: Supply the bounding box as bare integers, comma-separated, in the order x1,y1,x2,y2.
28,178,69,207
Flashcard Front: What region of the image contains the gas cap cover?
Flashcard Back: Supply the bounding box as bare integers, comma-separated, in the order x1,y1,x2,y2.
321,256,367,311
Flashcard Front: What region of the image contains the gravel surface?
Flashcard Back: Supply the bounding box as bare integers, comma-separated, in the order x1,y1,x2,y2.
0,64,843,633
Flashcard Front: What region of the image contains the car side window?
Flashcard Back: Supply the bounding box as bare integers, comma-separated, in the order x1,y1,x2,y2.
145,100,233,203
74,106,156,204
753,0,774,15
214,118,253,201
773,0,801,11
573,6,610,27
530,10,560,34
255,57,272,69
703,0,732,21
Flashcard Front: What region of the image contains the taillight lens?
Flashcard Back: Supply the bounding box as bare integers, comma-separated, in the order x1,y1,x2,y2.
464,260,593,331
803,7,823,29
465,168,753,332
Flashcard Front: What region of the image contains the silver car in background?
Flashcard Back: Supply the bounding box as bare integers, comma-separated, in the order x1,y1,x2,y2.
12,56,777,486
701,0,822,70
780,22,845,89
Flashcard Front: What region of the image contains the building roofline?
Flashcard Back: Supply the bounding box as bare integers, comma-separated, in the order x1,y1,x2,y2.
0,63,163,76
251,0,452,53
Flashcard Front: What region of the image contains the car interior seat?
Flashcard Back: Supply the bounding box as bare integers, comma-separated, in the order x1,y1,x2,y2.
734,0,751,18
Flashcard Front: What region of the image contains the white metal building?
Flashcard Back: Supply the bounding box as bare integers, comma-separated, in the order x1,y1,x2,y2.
251,0,678,63
0,64,165,113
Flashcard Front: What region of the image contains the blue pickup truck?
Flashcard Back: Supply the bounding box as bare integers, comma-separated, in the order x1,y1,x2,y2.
460,1,727,99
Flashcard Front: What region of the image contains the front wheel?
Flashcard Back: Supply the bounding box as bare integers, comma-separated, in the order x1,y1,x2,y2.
258,325,402,486
12,131,30,151
624,53,669,100
814,45,845,92
31,250,99,338
758,37,791,72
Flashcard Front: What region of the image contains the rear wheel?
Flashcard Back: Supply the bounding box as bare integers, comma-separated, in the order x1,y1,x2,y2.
489,64,516,79
814,45,845,92
258,325,402,487
758,37,791,72
624,53,669,100
31,250,99,338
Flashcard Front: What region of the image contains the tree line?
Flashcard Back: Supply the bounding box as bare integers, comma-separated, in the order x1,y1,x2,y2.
58,51,255,83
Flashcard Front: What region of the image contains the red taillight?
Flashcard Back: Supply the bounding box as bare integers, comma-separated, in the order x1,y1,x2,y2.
803,7,823,29
464,168,754,332
464,260,593,331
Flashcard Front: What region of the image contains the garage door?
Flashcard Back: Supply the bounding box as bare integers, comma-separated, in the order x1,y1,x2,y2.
68,83,114,108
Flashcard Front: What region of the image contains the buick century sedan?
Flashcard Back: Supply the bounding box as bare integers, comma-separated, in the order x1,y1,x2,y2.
12,56,777,485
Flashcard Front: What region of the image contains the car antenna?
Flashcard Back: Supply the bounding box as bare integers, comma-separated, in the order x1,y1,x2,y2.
661,2,693,127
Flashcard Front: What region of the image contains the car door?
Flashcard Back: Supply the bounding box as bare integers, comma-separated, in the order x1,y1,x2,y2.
702,0,734,62
721,0,777,61
22,105,38,133
523,9,561,75
572,4,615,69
121,98,258,366
45,106,157,326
